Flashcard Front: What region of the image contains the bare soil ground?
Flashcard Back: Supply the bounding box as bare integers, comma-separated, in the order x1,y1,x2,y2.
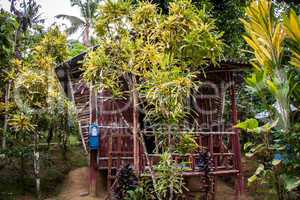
216,180,253,200
45,167,106,200
43,167,253,200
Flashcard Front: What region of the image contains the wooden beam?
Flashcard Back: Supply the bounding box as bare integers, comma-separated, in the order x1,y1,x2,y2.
89,84,99,197
230,80,244,200
65,65,88,153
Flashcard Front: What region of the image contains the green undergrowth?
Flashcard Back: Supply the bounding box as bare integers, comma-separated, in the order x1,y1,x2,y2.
0,145,87,200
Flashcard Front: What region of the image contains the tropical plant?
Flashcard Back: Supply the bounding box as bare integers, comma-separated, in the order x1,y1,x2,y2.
284,9,300,69
1,0,44,151
112,165,139,200
9,26,70,198
192,0,250,60
0,9,18,71
33,26,69,64
238,0,300,198
154,152,187,200
83,0,224,128
68,40,88,59
56,0,101,46
1,1,75,198
175,133,199,155
83,0,224,197
126,187,147,200
9,0,45,58
125,177,156,200
0,9,18,149
7,113,36,193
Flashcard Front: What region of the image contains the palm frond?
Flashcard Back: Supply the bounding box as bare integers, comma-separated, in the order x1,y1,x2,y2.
55,14,85,25
55,14,85,35
66,24,84,35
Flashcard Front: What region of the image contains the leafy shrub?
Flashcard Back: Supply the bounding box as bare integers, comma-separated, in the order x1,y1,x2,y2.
112,165,139,200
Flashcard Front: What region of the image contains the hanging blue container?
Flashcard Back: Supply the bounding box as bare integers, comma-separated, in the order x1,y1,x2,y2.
89,123,100,150
274,152,283,161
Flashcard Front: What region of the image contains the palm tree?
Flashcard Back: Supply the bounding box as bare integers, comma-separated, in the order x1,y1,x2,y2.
2,0,44,150
56,0,100,46
10,0,45,58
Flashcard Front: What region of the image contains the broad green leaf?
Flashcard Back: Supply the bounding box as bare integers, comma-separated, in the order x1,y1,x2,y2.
248,175,257,184
283,176,300,192
245,152,254,158
254,164,265,176
267,80,278,95
235,118,259,130
244,142,253,151
271,159,281,166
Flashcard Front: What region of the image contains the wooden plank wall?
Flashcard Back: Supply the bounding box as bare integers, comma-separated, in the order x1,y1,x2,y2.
72,78,90,148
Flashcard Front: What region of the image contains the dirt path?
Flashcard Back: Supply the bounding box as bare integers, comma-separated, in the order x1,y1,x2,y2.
47,167,106,200
45,167,253,200
216,180,253,200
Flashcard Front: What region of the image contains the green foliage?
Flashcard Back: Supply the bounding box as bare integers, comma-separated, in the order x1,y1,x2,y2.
197,0,250,60
9,114,36,133
125,178,156,200
112,165,139,200
13,26,69,112
7,25,74,151
212,0,249,59
235,118,259,131
240,0,300,198
0,10,18,68
56,0,101,45
126,187,146,200
284,9,300,69
154,152,187,199
84,1,224,197
283,174,300,192
83,0,224,122
68,41,88,59
142,66,198,123
242,0,290,130
175,133,199,155
9,0,45,57
33,26,68,65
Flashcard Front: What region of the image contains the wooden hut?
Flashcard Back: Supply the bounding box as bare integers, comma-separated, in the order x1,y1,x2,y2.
56,51,250,199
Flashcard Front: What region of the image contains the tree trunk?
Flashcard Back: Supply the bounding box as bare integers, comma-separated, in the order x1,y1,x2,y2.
2,80,11,150
131,75,140,173
62,102,69,159
139,131,162,200
33,132,41,199
20,131,26,194
83,23,90,47
168,124,172,151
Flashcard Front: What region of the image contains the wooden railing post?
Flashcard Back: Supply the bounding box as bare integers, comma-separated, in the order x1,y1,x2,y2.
230,82,243,200
89,85,99,197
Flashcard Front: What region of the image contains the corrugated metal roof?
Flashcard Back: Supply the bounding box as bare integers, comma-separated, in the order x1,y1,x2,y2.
55,47,252,81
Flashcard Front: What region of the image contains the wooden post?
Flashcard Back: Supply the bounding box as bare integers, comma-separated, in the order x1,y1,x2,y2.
89,85,98,196
231,81,243,200
132,76,140,173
